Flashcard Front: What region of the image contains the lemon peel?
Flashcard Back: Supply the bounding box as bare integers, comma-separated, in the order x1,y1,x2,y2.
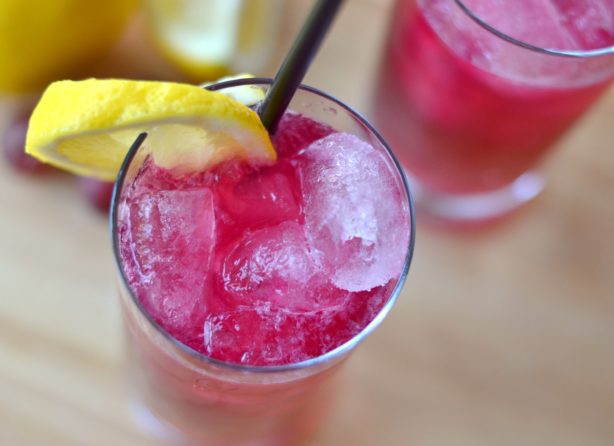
25,78,275,180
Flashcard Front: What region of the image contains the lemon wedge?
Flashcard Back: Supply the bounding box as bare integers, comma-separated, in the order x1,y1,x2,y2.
25,78,275,181
201,73,265,106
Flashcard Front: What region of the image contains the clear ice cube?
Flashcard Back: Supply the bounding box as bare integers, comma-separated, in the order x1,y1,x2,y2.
553,0,614,49
120,188,216,332
203,286,389,366
425,0,610,85
462,0,578,49
216,165,301,229
298,133,409,292
221,221,329,311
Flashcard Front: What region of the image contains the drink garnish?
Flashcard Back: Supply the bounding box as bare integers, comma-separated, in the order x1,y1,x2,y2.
25,78,276,180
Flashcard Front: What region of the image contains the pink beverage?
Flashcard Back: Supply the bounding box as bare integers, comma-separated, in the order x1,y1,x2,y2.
372,0,614,223
112,79,413,445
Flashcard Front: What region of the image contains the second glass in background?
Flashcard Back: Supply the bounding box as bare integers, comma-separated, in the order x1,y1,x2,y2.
372,0,614,224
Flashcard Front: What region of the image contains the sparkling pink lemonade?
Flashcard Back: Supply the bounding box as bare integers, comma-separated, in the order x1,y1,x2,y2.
114,84,411,445
374,0,614,195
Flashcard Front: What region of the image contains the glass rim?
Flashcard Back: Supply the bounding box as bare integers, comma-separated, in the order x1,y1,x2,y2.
451,0,614,58
110,77,416,375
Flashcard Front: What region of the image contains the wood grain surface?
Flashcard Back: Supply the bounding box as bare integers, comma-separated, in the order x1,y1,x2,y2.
1,1,613,445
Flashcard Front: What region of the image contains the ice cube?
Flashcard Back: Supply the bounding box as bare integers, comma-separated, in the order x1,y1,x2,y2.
298,133,409,292
216,163,301,230
425,0,585,84
553,0,614,49
119,187,216,334
461,0,578,49
203,306,311,365
221,221,329,311
203,286,390,366
271,111,335,157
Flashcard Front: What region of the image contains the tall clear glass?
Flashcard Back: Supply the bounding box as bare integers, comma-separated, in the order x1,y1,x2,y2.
372,0,614,225
144,0,282,81
111,78,415,446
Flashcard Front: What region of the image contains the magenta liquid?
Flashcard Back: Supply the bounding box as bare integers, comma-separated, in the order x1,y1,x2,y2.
373,0,614,194
115,103,410,445
117,112,409,366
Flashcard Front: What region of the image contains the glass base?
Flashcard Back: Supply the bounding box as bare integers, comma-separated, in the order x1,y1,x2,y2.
129,398,191,446
128,397,310,446
409,171,545,226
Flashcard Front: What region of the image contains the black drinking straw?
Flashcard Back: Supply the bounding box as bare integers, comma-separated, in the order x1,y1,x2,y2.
258,0,345,134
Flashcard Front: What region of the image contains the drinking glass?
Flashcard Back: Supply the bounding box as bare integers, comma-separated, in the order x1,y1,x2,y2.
144,0,282,81
372,0,614,224
111,78,415,446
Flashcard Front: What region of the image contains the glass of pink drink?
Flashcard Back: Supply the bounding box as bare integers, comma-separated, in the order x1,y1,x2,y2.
111,78,414,446
372,0,614,224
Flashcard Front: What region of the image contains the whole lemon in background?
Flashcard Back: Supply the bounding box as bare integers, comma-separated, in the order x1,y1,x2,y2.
0,0,138,93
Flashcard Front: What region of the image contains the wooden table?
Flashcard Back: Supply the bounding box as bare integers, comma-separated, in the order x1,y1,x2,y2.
1,1,613,445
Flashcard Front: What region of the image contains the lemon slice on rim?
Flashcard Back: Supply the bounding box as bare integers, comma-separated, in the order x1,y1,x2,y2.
25,78,275,181
200,73,265,106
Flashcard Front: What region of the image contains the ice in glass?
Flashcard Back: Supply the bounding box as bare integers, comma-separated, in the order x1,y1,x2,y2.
372,0,614,223
112,79,414,445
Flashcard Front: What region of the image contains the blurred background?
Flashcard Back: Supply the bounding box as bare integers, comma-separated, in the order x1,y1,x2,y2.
1,0,613,445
